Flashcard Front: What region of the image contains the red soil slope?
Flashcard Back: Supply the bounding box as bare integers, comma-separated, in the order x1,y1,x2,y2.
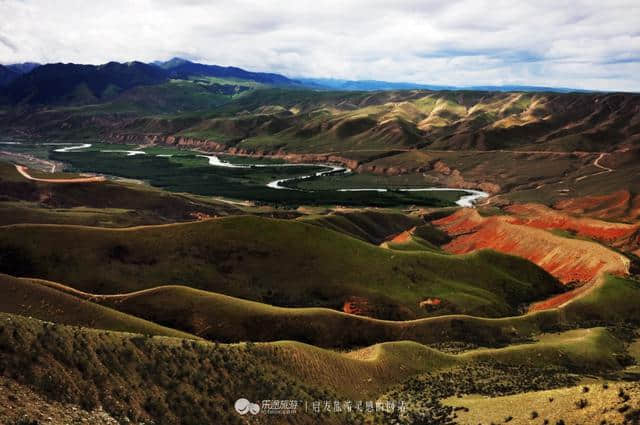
504,203,639,243
528,281,596,312
386,226,416,244
434,209,630,285
554,190,640,222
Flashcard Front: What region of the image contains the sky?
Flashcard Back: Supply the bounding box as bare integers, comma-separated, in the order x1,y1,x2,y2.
0,0,639,91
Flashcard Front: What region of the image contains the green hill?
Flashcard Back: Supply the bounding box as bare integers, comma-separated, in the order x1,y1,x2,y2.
0,161,241,226
0,311,628,424
21,273,639,350
298,209,422,244
272,327,626,398
0,273,194,339
0,216,562,319
0,312,348,425
17,281,543,347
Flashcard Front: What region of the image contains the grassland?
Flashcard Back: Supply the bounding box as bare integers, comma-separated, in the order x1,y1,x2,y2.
47,149,460,207
13,272,638,350
0,309,632,424
2,78,640,425
3,88,639,204
0,312,351,425
0,140,466,208
290,170,469,198
0,186,637,424
0,216,562,319
0,161,242,226
0,273,195,339
298,209,423,244
0,201,179,227
445,382,640,425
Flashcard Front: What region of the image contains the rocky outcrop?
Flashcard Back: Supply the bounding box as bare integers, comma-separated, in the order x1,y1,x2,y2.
108,133,361,169
109,133,227,151
107,132,501,193
354,163,430,176
349,158,500,193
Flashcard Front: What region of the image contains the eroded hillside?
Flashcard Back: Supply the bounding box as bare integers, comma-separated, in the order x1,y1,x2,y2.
434,208,631,285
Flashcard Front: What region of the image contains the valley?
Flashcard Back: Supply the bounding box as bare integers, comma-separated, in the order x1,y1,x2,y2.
1,141,472,208
0,58,639,425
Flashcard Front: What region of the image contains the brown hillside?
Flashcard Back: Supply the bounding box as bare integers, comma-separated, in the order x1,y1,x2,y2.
554,190,640,222
434,208,630,284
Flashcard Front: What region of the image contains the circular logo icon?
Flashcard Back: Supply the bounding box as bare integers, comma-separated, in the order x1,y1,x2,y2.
234,398,250,415
235,398,260,415
250,403,260,415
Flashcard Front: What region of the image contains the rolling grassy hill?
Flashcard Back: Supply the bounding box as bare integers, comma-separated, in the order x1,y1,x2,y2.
274,327,626,398
3,87,639,203
298,209,423,244
158,90,640,154
0,312,351,425
0,273,195,339
16,272,640,349
2,58,640,425
6,280,539,347
0,309,630,424
5,87,639,156
0,216,562,319
0,161,242,226
446,382,640,425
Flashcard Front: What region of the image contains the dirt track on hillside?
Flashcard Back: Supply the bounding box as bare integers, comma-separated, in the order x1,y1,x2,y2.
15,165,106,183
575,152,614,182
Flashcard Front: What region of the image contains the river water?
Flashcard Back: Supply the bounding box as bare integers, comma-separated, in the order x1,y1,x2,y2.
53,145,489,207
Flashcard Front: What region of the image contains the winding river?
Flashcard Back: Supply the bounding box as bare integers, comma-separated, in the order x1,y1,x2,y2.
51,144,489,207
51,143,93,152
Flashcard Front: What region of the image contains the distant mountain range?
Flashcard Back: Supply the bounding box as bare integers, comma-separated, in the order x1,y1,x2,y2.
1,61,167,104
152,57,299,86
297,78,592,93
0,65,19,87
0,62,40,87
0,57,599,105
0,58,306,105
6,62,40,75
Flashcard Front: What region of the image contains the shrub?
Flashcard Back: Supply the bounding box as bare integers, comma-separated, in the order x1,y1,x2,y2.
575,398,588,409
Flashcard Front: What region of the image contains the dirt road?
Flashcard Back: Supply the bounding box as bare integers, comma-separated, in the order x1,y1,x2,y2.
575,152,614,182
15,165,106,183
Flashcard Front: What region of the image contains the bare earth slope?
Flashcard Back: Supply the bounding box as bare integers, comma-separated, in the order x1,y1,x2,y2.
434,208,630,284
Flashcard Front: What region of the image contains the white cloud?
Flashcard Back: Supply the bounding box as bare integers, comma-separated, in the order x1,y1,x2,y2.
0,0,638,91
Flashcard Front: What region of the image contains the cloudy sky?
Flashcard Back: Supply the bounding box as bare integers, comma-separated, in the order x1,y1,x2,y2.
1,0,639,91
